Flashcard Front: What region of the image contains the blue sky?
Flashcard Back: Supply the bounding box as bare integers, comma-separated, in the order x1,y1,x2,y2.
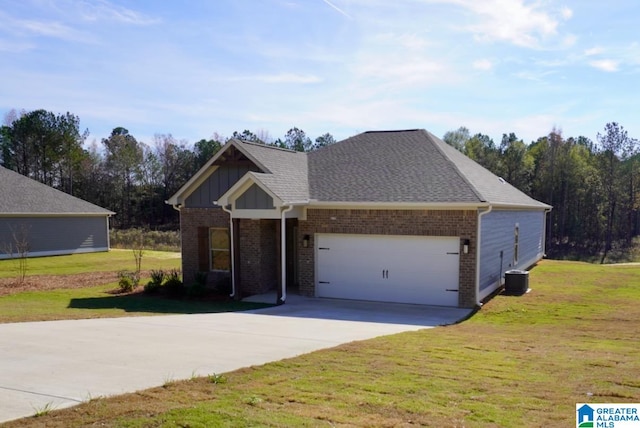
1,0,638,147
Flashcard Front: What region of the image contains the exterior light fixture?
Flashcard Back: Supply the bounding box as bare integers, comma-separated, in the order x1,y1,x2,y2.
303,235,310,248
463,239,470,254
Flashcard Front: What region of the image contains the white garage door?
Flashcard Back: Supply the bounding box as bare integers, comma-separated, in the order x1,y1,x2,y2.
316,234,460,306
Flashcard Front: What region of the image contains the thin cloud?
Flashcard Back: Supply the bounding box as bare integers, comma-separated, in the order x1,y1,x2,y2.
589,59,619,72
321,0,352,19
78,0,161,25
473,59,493,71
455,0,572,49
584,47,603,56
6,17,86,42
230,73,323,84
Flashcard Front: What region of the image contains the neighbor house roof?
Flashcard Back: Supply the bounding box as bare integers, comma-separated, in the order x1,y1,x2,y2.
0,166,115,216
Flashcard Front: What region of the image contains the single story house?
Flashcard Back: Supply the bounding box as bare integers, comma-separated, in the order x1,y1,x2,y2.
0,166,114,259
167,129,551,308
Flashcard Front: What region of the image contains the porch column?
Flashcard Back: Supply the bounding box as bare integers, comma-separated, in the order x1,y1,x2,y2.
279,205,294,304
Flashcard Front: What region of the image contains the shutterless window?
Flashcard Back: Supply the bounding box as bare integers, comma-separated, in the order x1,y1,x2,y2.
210,228,230,271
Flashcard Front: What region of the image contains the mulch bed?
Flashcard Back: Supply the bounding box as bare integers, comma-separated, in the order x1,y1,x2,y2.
0,271,233,302
0,271,144,297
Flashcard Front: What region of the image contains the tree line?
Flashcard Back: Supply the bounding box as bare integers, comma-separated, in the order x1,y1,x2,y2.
0,109,335,230
443,124,639,261
2,108,638,260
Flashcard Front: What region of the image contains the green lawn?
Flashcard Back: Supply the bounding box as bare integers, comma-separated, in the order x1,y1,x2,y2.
3,260,639,427
0,251,270,323
0,249,180,278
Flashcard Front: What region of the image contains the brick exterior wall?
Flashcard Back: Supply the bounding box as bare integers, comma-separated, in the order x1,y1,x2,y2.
181,207,478,307
237,219,278,295
297,209,478,308
180,207,229,285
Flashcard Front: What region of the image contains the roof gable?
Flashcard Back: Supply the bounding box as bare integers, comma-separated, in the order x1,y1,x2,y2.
0,166,114,215
167,139,308,206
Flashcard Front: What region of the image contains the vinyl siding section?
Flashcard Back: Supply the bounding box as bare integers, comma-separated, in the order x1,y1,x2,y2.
235,184,274,209
0,216,109,259
186,165,258,208
479,210,545,295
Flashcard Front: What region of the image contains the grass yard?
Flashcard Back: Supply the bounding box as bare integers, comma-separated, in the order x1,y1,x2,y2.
0,251,269,323
0,249,180,279
3,259,639,427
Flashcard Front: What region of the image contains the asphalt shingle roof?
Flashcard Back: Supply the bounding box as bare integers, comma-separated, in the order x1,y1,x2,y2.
234,141,309,203
0,166,114,215
307,129,549,208
170,129,549,209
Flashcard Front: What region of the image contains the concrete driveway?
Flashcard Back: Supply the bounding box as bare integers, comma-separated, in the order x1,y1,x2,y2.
0,295,471,423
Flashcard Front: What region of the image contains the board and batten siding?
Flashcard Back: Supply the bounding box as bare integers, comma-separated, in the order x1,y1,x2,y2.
479,210,545,298
186,165,258,208
0,216,109,259
235,184,274,209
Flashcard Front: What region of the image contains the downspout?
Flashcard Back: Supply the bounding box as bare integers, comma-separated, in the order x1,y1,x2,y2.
476,205,493,307
106,215,112,251
543,208,552,257
221,204,236,299
279,204,295,305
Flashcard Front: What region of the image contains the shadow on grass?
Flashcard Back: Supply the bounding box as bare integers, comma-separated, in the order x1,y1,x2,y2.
68,294,272,315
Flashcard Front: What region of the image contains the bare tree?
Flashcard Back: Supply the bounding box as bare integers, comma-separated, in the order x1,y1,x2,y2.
1,224,31,284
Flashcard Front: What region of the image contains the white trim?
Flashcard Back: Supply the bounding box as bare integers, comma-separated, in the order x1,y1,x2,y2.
220,205,235,297
230,207,305,219
475,205,493,306
280,205,295,304
307,201,488,210
0,247,109,260
0,213,114,217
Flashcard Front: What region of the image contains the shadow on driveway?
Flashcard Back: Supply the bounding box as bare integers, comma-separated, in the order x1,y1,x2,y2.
68,294,271,315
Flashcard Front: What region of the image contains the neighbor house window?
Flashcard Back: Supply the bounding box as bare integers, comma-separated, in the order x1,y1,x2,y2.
210,228,230,271
514,224,520,265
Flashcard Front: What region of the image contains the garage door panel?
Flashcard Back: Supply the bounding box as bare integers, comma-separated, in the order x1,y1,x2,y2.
316,234,459,306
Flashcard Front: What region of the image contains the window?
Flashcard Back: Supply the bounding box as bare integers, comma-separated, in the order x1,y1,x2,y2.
514,224,520,265
210,228,230,271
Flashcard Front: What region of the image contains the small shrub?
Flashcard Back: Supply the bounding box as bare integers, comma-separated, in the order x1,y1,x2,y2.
208,373,227,384
144,269,165,294
187,282,207,298
150,269,166,285
164,269,185,298
214,276,232,295
117,270,138,293
194,271,208,286
187,271,209,298
144,280,162,294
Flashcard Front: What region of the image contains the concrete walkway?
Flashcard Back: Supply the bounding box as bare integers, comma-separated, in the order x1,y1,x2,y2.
0,296,471,423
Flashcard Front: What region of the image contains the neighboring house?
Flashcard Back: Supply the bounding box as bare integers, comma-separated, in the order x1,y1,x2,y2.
0,166,114,259
167,129,551,308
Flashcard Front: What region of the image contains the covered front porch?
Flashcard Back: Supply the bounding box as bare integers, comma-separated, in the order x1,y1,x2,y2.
216,173,308,304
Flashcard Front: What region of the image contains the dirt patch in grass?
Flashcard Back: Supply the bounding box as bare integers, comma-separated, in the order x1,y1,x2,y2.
0,272,121,296
0,270,174,297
